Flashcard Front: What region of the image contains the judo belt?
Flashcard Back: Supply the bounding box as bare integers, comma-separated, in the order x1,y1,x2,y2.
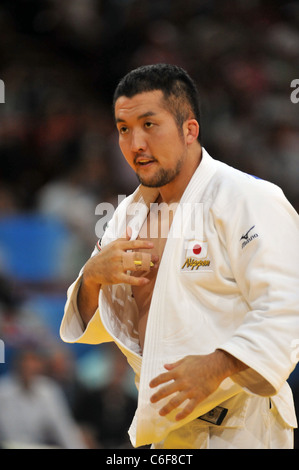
197,406,228,425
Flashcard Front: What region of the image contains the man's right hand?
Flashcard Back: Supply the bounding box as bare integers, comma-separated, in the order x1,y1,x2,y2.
83,238,157,287
77,228,157,327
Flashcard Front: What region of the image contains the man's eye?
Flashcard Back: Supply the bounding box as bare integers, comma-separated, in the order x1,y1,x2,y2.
119,126,128,134
144,122,153,129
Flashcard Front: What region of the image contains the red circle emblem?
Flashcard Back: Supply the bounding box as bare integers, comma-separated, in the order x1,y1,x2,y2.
193,244,202,255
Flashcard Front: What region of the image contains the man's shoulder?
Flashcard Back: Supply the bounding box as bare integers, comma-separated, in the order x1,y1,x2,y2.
209,157,284,204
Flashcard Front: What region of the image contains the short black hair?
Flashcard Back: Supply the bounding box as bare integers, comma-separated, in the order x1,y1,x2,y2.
113,64,201,142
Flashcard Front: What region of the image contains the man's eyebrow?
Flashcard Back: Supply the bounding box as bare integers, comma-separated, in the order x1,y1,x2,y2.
115,111,157,124
137,111,157,119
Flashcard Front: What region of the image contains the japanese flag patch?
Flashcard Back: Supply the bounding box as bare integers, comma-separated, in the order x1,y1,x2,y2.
181,239,212,272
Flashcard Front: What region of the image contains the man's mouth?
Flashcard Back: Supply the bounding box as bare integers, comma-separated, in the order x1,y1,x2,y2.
134,155,156,167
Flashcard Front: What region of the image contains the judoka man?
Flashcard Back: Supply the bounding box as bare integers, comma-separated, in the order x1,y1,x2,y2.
60,64,299,449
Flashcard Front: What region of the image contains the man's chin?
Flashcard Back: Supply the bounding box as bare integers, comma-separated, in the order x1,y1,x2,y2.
139,179,165,188
137,169,175,188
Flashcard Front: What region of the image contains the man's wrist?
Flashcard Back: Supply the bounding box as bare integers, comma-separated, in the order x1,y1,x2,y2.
213,349,248,382
78,273,101,328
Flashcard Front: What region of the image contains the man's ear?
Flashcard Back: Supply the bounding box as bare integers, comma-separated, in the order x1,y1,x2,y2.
185,119,199,144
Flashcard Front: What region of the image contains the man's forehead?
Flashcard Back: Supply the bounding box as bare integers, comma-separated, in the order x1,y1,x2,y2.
114,90,166,119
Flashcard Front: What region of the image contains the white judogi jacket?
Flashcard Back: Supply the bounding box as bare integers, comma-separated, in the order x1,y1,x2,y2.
60,149,299,447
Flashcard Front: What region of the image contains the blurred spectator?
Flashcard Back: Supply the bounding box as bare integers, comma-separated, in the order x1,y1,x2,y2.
46,346,86,412
0,273,59,374
73,346,137,449
37,162,99,247
0,348,86,448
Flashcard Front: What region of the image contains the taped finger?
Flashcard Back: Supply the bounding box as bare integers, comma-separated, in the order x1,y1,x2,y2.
122,251,153,271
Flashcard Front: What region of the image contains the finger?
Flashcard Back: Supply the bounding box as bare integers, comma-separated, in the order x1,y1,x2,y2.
158,391,189,417
120,273,151,286
150,381,179,404
151,254,159,267
118,239,154,251
149,361,182,389
175,399,197,421
126,226,132,240
122,251,153,271
163,358,185,371
149,371,174,388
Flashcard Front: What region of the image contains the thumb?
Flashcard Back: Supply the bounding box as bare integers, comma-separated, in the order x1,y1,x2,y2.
126,226,132,240
164,359,183,371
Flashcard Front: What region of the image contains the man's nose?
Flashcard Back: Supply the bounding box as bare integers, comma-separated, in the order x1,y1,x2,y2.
130,129,147,153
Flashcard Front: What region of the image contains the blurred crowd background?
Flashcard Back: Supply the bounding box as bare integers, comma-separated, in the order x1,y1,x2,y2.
0,0,298,449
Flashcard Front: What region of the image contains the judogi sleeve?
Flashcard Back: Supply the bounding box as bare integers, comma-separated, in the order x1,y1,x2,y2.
217,181,299,396
60,241,114,345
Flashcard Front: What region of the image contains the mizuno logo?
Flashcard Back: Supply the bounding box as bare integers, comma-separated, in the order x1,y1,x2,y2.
240,225,259,249
240,225,255,241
